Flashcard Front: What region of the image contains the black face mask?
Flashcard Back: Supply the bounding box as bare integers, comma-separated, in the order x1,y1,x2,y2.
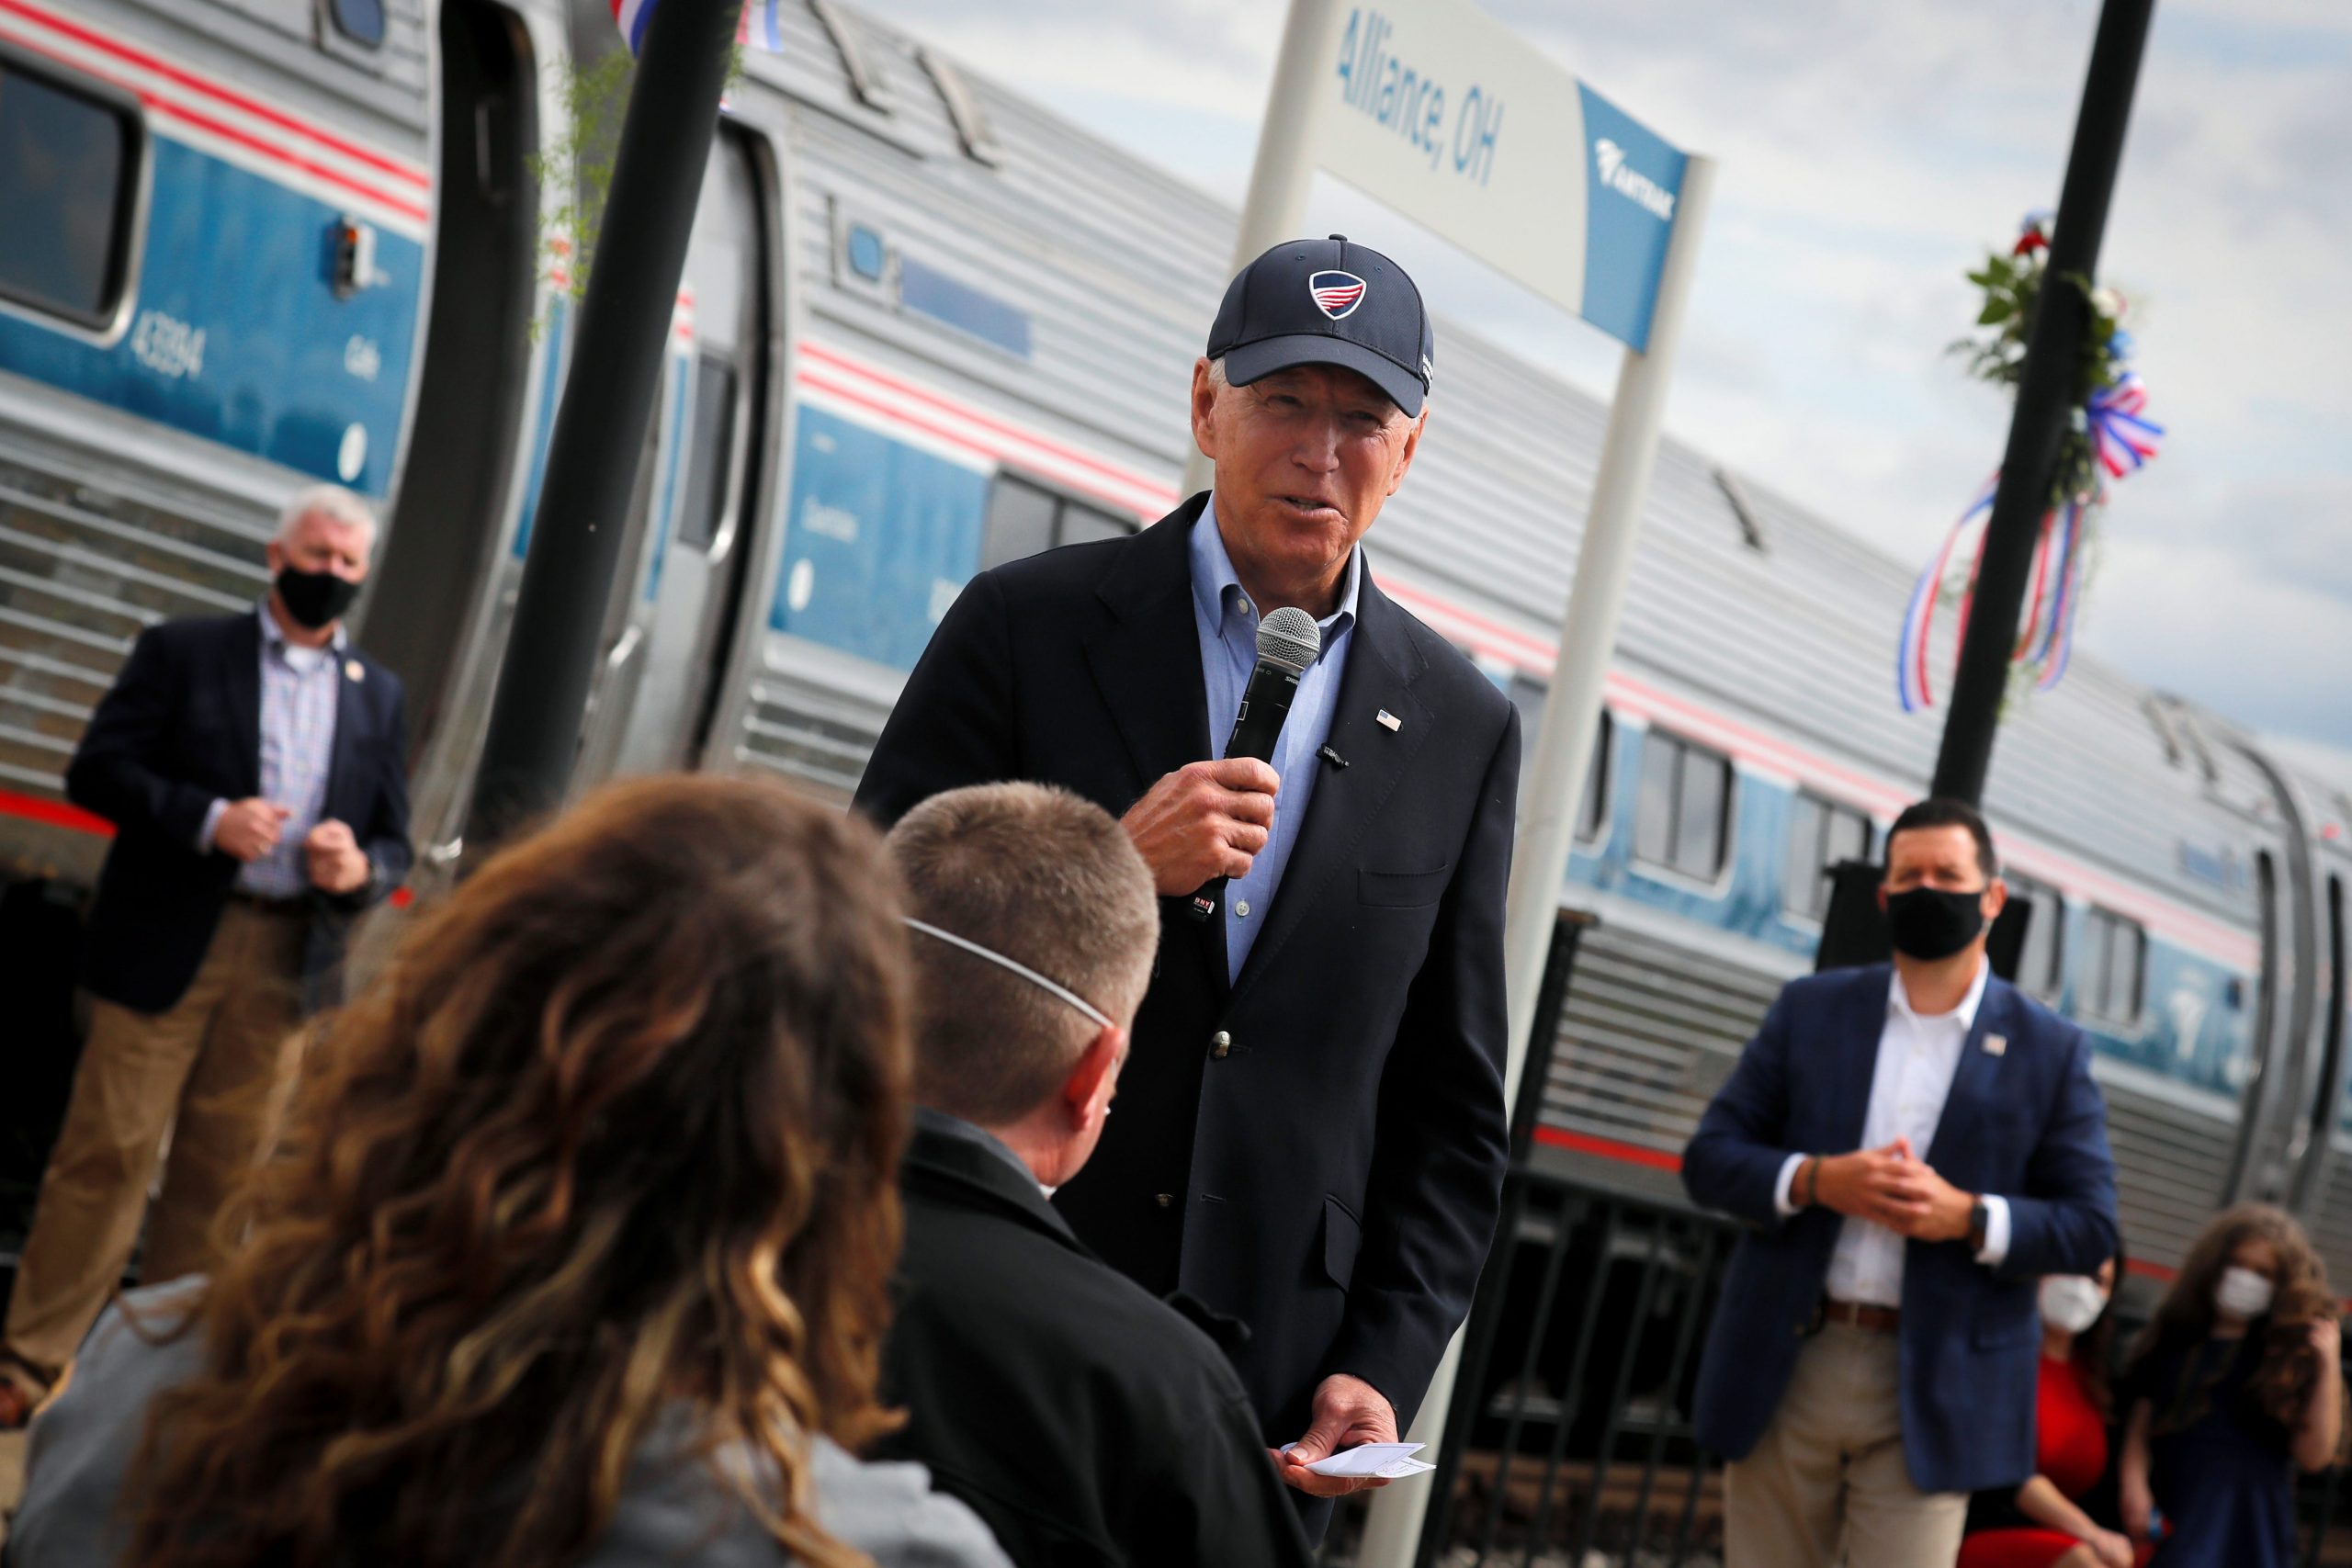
1884,886,1986,961
274,566,360,629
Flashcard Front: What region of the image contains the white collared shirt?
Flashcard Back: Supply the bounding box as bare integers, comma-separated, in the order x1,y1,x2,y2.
1773,961,2012,1305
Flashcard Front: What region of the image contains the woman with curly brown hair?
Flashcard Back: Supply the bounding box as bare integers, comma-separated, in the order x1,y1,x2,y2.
6,774,1010,1568
2117,1203,2346,1567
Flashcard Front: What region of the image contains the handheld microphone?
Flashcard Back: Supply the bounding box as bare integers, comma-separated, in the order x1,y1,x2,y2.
1186,606,1320,922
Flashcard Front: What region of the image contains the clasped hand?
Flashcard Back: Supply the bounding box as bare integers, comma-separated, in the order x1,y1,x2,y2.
1813,1137,1974,1243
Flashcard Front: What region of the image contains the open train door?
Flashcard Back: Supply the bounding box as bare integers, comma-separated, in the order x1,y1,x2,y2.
604,128,771,778
359,0,539,773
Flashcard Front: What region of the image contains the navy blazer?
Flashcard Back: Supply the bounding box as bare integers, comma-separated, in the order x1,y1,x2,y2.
64,611,413,1015
854,495,1519,1445
1681,963,2118,1495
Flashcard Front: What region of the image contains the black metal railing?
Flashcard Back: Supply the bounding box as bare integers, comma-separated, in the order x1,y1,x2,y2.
1427,1174,1735,1566
1403,914,1741,1567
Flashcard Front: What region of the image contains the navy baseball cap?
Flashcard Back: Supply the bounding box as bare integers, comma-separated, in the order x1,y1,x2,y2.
1206,235,1433,417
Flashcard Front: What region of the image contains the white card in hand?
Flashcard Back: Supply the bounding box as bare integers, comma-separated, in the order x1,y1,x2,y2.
1283,1441,1433,1479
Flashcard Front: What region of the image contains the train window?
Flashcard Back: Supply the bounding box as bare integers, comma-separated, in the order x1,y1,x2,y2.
981,474,1134,570
2081,907,2146,1022
324,0,387,49
1783,792,1871,922
1634,729,1733,882
1500,676,1611,842
2006,874,2065,1000
1577,713,1612,841
0,59,141,329
673,356,737,551
1057,505,1127,549
981,478,1056,568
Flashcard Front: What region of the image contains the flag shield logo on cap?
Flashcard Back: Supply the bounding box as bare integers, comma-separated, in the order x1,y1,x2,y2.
1308,270,1367,321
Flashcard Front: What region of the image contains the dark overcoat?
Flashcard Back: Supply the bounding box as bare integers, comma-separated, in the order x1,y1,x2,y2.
876,1119,1315,1567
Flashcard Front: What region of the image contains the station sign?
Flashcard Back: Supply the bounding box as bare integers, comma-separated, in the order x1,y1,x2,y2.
1300,2,1689,352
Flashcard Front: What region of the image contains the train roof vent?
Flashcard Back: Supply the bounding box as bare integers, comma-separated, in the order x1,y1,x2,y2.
809,0,892,113
2165,699,2222,784
2143,694,2185,767
919,49,1001,167
1711,466,1767,553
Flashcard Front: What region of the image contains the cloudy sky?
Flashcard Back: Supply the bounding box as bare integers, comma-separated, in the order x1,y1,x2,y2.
850,0,2351,764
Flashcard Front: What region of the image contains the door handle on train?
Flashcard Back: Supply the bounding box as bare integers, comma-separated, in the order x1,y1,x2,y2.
604,624,644,674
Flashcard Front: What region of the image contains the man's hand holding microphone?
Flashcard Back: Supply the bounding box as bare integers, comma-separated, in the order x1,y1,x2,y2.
1121,758,1280,893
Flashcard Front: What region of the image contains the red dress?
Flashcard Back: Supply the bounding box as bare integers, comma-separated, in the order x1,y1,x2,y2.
1958,1354,2137,1568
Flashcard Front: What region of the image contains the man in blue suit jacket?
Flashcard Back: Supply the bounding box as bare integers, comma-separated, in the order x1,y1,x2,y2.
1684,798,2117,1568
0,486,410,1428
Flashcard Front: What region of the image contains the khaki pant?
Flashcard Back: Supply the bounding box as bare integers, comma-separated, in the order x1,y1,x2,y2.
3,903,306,1383
1723,1323,1969,1568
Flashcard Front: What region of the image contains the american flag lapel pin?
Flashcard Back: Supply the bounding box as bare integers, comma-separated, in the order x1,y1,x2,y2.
1984,1032,2007,1057
1376,708,1401,732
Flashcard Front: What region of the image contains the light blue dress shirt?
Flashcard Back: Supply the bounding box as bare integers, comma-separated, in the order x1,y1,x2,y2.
197,607,346,899
1190,498,1360,982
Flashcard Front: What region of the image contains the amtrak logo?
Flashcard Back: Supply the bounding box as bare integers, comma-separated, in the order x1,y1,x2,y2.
1308,270,1367,320
1593,138,1677,220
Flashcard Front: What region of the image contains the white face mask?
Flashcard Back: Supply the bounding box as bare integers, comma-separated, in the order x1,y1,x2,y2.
2215,1265,2277,1321
2040,1275,2109,1336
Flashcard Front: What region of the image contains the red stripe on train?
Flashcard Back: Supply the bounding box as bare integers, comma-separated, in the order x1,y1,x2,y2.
1532,1123,1683,1172
796,368,1163,522
0,787,111,838
798,342,1183,502
0,0,429,186
1,791,420,911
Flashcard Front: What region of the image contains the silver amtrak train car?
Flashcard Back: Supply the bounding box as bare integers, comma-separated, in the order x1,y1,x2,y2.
2,0,2349,1316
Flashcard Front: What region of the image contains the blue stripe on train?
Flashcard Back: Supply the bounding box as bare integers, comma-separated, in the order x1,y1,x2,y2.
0,137,421,496
770,403,989,672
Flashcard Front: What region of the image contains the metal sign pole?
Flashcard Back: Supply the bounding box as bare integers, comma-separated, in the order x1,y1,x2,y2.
1179,0,1337,498
1357,152,1716,1568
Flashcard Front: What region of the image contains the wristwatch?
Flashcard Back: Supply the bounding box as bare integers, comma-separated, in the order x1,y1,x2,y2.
1967,1197,1990,1252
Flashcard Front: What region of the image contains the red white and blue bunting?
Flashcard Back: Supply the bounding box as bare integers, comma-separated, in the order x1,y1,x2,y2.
610,0,783,56
1896,479,2120,716
1898,220,2164,713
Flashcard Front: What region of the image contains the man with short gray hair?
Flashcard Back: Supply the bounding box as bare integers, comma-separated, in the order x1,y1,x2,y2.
0,483,412,1428
876,782,1313,1568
